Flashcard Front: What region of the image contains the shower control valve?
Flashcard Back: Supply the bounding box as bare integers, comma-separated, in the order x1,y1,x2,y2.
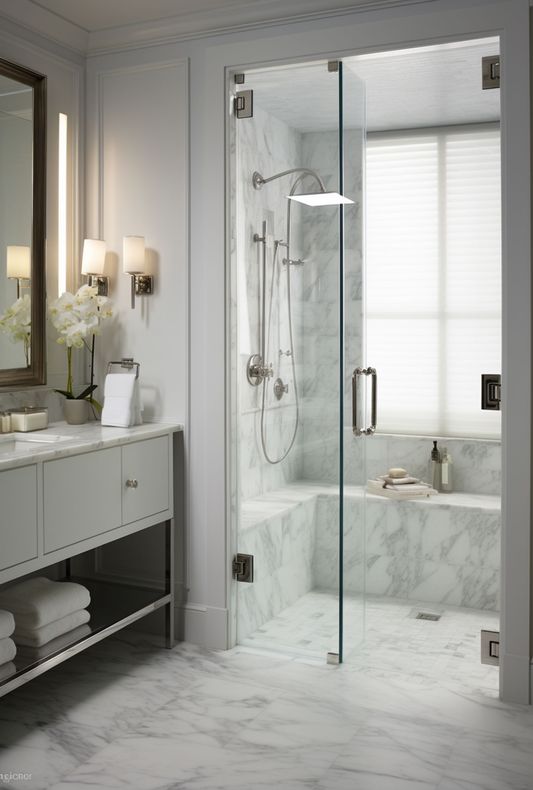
246,354,273,386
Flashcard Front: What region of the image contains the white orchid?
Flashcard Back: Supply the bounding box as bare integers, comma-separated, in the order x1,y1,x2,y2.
0,294,31,365
49,284,114,400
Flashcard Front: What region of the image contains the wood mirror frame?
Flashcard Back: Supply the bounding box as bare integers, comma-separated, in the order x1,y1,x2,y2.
0,58,46,389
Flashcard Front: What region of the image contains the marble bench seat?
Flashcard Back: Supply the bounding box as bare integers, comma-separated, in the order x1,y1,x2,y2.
237,482,501,642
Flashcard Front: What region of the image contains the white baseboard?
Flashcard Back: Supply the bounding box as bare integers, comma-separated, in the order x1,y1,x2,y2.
500,651,531,705
176,603,229,650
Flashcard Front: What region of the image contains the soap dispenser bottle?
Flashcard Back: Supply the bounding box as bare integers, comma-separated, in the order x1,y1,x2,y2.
440,447,453,493
428,440,441,491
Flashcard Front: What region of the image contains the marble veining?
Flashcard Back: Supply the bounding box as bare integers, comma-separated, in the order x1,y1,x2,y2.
1,627,532,790
238,482,500,644
0,420,183,471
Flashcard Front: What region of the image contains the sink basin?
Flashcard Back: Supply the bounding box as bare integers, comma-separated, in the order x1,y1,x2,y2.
14,432,74,443
0,432,76,456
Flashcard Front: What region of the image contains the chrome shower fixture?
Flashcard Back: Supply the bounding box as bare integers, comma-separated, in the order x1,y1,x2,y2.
252,168,353,206
252,168,326,192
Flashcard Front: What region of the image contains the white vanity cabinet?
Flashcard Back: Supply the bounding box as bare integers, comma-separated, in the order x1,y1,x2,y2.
0,465,38,571
43,436,170,554
44,447,123,553
122,436,170,524
0,422,182,698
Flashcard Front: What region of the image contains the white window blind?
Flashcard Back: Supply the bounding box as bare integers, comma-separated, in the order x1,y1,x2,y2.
365,125,501,439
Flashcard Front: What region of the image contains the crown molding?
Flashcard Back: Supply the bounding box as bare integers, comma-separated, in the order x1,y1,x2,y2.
0,0,88,56
87,0,437,55
0,0,437,58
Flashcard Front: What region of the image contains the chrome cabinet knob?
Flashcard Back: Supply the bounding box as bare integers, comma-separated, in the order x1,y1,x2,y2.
125,479,138,489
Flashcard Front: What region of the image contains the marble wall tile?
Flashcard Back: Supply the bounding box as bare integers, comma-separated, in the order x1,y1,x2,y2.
237,494,318,642
0,388,66,423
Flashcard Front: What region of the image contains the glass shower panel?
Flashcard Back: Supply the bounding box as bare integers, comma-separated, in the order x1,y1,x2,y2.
233,60,346,660
340,62,367,661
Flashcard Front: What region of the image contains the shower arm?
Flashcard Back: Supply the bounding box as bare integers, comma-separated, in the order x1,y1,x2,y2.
252,168,327,193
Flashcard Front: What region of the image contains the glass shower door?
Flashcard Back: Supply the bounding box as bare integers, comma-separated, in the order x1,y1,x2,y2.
232,59,363,661
339,61,368,662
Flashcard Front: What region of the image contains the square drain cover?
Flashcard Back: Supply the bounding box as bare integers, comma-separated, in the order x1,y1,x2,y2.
416,611,441,621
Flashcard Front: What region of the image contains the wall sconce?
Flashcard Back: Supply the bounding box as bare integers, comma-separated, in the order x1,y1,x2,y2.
81,238,108,296
123,235,153,309
7,245,31,299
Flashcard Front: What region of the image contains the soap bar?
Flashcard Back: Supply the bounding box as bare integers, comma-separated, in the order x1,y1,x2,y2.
388,467,408,478
10,408,48,432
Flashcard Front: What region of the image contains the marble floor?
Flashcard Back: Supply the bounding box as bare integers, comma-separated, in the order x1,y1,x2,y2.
241,591,501,695
0,618,532,790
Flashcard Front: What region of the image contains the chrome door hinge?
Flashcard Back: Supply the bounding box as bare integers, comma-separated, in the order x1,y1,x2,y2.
481,374,501,411
481,629,500,665
234,90,253,119
232,553,254,583
482,56,500,89
328,61,340,73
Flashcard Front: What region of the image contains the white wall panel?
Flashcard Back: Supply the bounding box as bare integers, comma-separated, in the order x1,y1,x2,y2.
90,59,188,425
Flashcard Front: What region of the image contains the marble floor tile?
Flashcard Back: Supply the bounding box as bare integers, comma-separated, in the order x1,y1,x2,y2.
1,622,532,790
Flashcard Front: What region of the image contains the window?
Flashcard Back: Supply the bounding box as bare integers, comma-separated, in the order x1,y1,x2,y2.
365,125,501,438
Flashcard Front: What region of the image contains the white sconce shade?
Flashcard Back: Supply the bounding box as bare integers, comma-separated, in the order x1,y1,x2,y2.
81,238,106,275
123,236,145,274
7,246,31,279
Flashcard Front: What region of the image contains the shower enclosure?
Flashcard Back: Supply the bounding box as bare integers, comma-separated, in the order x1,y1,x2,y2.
230,59,368,661
229,45,502,666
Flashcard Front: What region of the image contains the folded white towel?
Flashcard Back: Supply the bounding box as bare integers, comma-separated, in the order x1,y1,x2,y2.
381,475,420,486
0,637,16,666
367,479,436,500
14,609,90,647
0,577,90,629
17,623,91,660
101,373,142,428
0,661,16,682
0,609,15,639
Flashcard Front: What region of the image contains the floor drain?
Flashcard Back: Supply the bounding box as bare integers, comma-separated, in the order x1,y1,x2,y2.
416,612,441,621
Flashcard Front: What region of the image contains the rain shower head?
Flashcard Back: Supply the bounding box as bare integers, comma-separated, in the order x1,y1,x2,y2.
287,192,354,206
252,168,353,206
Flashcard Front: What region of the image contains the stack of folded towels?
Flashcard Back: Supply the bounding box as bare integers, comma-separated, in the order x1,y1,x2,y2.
367,467,437,500
0,609,16,680
0,577,91,658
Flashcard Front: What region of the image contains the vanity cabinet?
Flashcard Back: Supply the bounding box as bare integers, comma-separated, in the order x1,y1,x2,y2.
0,465,38,571
43,436,170,553
122,436,169,524
0,422,181,699
44,447,123,553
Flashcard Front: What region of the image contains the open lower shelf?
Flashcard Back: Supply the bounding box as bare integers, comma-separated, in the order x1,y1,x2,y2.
0,576,171,697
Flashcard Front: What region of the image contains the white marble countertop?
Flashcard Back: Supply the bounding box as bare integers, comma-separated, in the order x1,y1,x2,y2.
0,420,183,471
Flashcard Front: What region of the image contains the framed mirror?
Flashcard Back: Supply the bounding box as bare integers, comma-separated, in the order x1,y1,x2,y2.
0,58,46,388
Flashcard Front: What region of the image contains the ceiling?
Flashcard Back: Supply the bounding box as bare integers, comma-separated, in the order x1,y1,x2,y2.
249,38,500,132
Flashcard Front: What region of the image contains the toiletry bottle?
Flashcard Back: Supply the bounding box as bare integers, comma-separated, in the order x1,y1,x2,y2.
428,440,441,491
440,447,453,493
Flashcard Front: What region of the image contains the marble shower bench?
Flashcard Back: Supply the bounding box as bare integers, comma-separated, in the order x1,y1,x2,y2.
237,483,500,642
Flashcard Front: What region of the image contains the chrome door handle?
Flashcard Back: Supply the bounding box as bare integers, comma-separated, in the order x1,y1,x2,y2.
352,367,377,436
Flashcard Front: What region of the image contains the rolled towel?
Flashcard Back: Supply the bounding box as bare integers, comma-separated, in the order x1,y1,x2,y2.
14,609,90,648
0,609,15,639
0,662,16,682
0,577,90,629
17,623,91,661
0,637,16,666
